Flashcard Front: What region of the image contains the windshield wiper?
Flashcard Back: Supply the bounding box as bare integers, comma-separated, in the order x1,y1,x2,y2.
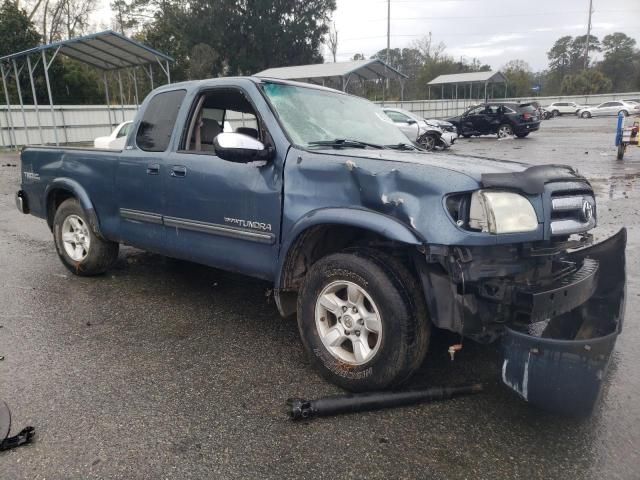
385,143,419,151
308,139,386,150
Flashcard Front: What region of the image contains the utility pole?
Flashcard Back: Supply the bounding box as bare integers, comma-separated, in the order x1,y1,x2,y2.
386,0,391,63
584,0,593,69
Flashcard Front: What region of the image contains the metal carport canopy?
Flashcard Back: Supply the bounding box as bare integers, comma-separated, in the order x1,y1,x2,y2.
255,59,408,88
0,30,174,71
0,30,173,148
427,71,507,86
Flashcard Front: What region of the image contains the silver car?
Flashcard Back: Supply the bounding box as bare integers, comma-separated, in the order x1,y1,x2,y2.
579,100,640,118
382,107,457,150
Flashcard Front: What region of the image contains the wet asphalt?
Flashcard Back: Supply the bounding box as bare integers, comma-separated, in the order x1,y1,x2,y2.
1,115,639,479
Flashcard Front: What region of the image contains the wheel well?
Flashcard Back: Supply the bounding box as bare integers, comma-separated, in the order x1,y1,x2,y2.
46,189,75,229
276,224,420,316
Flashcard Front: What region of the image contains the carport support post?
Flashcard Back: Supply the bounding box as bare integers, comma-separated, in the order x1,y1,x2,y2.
133,68,140,109
117,70,125,122
103,72,113,129
166,61,171,84
12,59,30,145
41,50,59,146
0,62,16,148
148,65,154,90
26,56,44,145
484,81,488,103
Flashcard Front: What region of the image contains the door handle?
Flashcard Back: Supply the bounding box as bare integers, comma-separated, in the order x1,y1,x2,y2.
147,163,160,175
171,165,187,178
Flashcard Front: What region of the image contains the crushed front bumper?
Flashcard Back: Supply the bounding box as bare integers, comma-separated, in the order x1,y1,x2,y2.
417,228,626,415
501,228,626,415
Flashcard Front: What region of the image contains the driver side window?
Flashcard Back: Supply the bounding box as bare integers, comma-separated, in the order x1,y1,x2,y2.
182,89,261,153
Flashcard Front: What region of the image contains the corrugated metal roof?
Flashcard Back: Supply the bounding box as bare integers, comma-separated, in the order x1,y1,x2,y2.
0,30,173,70
255,59,408,81
427,71,507,85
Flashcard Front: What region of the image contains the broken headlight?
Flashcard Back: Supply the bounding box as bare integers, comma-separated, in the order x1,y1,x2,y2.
468,191,538,234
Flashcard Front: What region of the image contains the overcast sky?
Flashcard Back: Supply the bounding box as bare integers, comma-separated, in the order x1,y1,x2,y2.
92,0,640,72
330,0,640,70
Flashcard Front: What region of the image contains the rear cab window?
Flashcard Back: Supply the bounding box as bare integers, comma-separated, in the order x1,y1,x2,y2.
136,90,187,152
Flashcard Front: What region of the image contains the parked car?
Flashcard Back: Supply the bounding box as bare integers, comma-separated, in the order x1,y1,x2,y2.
579,100,640,118
447,102,541,138
382,107,456,150
93,121,132,149
546,102,585,116
15,78,626,413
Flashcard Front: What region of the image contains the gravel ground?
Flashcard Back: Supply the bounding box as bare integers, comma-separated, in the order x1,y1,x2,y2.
1,114,639,479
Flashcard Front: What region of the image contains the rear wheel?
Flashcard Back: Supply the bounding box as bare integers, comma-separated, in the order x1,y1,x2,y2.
297,249,430,392
619,110,629,117
53,198,119,276
617,144,626,160
552,110,560,117
581,111,591,118
497,124,514,138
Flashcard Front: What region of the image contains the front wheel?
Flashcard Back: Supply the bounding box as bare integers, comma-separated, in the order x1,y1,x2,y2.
552,110,560,117
497,124,514,138
581,111,591,118
619,110,629,117
53,198,119,276
297,249,430,392
417,133,438,151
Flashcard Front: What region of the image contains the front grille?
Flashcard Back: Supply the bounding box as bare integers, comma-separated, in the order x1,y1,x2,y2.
550,190,596,236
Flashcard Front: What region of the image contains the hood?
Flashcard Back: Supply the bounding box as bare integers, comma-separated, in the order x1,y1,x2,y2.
319,149,530,182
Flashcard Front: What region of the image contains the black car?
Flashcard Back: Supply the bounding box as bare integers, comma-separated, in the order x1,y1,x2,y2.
447,102,541,138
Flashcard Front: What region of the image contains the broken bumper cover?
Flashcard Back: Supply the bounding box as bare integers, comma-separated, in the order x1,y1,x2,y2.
501,228,626,415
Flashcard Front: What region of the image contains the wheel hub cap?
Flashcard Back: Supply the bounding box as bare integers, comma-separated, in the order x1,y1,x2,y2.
61,214,90,261
315,280,383,365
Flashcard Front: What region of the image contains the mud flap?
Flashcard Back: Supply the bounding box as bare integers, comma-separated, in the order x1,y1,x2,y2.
501,228,626,416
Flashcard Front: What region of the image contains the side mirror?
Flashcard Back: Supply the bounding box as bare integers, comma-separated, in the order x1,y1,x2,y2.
213,132,273,163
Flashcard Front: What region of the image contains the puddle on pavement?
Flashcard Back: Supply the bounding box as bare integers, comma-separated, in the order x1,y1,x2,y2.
588,167,640,201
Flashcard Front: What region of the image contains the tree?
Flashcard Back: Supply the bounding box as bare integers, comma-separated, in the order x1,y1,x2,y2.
502,59,533,97
599,33,639,92
325,21,338,63
0,1,41,57
561,69,612,95
569,34,601,69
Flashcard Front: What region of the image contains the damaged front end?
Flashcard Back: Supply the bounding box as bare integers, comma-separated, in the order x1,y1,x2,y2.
417,228,626,415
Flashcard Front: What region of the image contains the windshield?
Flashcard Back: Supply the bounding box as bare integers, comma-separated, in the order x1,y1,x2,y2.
261,82,410,148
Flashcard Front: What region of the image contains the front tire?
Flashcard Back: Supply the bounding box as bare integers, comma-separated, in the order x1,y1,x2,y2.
552,110,560,117
581,111,591,118
297,249,430,392
619,110,629,117
418,133,438,151
53,198,119,276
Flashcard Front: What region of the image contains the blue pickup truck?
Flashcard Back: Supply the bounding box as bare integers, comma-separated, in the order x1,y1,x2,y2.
16,77,626,413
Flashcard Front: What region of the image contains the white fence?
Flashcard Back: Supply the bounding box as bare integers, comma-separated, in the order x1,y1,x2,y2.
0,104,138,148
2,90,640,147
378,91,640,120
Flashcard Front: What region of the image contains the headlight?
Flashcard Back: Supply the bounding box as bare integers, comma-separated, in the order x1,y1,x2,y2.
468,191,538,234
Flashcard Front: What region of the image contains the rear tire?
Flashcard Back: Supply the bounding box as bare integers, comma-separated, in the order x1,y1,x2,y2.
617,144,626,160
497,124,514,138
297,248,430,392
619,110,629,117
552,110,560,117
53,198,119,276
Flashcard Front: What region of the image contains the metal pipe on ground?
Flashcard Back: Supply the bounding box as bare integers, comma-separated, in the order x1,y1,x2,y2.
287,384,483,420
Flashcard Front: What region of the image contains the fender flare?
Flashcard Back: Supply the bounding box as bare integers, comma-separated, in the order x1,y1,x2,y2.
273,207,425,317
44,178,103,238
276,207,424,287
